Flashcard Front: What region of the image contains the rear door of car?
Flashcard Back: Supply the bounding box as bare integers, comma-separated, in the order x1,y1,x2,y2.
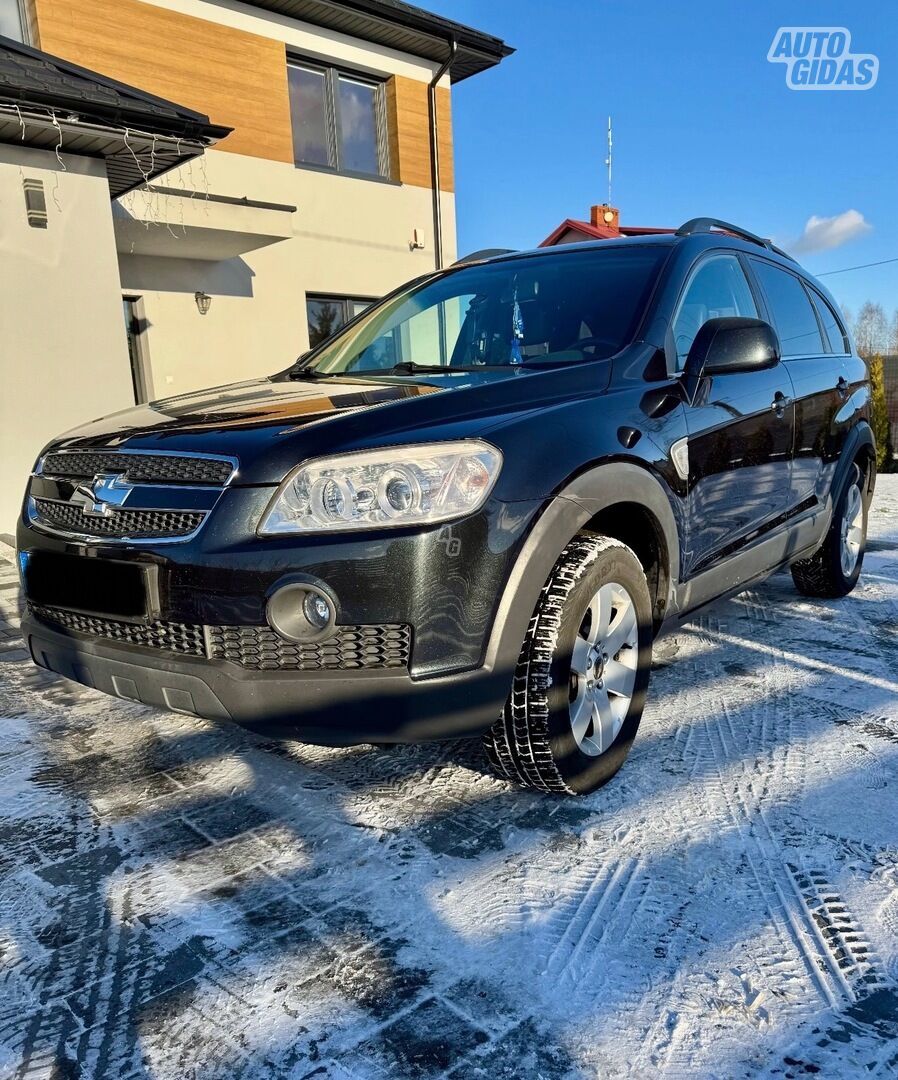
748,258,850,509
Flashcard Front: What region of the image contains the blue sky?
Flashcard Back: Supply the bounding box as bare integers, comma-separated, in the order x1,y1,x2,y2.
438,0,897,320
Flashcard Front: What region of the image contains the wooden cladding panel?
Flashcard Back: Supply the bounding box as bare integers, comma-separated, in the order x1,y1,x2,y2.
386,76,454,192
31,0,294,164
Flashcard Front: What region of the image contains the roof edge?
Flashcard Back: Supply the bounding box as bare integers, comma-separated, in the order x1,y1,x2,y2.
0,34,232,142
239,1,513,82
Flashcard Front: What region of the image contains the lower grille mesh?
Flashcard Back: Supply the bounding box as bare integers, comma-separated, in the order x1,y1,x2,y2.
33,500,205,539
31,607,412,671
207,625,412,671
31,607,207,656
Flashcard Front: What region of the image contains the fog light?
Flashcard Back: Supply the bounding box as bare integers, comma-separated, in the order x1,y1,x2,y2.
267,582,337,643
303,591,332,631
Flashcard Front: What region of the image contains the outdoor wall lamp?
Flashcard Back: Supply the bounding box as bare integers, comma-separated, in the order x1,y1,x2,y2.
195,291,213,316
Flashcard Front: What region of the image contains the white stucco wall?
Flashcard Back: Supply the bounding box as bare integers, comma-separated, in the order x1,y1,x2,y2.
118,150,456,398
0,145,133,534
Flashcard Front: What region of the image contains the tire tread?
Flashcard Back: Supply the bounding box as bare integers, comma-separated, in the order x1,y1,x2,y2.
483,535,638,795
792,464,865,599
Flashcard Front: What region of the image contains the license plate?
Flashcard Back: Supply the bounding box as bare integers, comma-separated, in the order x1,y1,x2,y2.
22,552,159,623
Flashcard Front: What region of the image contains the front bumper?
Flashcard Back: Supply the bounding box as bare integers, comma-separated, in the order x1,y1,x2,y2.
23,614,513,744
18,487,544,677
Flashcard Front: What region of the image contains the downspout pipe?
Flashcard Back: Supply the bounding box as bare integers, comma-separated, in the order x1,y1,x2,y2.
429,37,457,270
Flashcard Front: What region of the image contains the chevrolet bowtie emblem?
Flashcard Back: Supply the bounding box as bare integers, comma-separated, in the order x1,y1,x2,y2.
70,473,132,517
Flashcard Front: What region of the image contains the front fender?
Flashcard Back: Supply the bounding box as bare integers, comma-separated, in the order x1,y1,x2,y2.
486,462,681,677
561,461,682,592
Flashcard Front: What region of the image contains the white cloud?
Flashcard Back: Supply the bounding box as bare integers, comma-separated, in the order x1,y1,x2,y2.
792,209,871,254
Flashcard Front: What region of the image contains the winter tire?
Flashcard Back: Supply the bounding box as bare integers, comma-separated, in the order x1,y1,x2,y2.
791,463,868,598
484,534,653,795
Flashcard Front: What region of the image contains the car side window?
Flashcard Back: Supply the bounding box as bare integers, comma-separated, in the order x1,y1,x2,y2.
751,260,824,357
672,255,758,370
809,289,850,354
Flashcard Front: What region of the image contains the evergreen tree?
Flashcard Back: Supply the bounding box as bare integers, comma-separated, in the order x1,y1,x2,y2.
868,354,892,470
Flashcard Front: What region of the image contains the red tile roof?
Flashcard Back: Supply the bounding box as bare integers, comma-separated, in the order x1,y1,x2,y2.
540,220,674,247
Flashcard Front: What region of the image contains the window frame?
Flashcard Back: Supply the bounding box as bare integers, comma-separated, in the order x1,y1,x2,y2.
287,57,391,182
668,251,762,372
123,295,152,405
1,0,29,42
306,293,379,350
804,283,851,356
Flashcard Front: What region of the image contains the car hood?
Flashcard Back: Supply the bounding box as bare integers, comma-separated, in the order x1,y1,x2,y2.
47,362,614,485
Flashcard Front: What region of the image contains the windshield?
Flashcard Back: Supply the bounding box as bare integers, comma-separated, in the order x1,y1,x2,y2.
303,246,668,376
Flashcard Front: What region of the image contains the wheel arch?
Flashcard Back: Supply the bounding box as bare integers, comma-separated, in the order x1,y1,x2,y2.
486,461,681,676
580,501,671,634
835,422,876,505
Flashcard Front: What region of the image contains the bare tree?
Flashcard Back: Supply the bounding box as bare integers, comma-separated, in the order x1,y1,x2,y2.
889,309,898,356
854,301,889,357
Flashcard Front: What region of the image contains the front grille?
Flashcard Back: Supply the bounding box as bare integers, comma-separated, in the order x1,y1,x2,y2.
42,451,233,486
33,500,205,539
30,607,413,671
31,607,207,656
207,625,413,671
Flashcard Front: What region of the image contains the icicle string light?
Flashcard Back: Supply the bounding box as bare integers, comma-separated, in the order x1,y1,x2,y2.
3,102,210,246
49,108,65,212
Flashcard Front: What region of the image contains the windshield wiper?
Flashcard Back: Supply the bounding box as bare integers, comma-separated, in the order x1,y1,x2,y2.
386,361,450,375
287,365,336,380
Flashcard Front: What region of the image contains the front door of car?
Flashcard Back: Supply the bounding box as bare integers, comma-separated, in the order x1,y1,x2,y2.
749,258,853,508
670,253,795,578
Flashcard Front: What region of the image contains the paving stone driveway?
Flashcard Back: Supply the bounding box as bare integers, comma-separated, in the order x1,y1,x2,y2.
2,478,898,1079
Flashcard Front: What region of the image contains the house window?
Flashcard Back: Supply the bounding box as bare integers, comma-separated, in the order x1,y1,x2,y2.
0,0,28,41
307,295,377,349
288,60,388,179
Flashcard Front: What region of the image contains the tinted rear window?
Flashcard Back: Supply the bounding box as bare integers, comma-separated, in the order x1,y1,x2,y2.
751,260,825,357
809,289,850,354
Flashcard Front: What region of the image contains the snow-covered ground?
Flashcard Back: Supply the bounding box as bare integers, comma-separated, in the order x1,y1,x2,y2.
2,478,898,1080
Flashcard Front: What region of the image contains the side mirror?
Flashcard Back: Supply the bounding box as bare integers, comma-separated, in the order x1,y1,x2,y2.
682,317,780,404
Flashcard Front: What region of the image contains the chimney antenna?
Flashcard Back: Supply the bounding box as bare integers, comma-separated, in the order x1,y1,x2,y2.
605,115,613,206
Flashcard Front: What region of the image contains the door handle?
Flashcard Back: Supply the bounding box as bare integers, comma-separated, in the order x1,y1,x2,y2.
771,391,791,418
836,376,850,400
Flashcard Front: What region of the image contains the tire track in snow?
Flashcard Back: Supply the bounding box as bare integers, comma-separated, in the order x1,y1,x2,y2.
687,587,891,1025
706,593,852,1011
543,856,645,981
631,590,834,1071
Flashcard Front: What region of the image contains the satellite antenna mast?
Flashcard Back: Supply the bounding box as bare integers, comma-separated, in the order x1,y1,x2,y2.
605,115,613,205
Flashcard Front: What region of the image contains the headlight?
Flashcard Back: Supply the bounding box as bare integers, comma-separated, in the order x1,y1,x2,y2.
259,440,503,535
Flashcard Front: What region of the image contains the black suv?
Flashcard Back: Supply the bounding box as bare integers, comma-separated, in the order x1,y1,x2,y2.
17,218,874,795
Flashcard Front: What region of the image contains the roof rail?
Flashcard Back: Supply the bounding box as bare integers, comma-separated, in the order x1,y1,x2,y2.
453,248,516,265
675,218,796,262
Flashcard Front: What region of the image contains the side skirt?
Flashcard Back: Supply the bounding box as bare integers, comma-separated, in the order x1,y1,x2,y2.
670,503,832,623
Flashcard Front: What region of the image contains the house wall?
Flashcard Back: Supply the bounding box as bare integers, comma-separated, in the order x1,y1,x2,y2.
117,150,456,398
31,0,455,191
0,146,133,532
31,0,460,399
32,0,295,164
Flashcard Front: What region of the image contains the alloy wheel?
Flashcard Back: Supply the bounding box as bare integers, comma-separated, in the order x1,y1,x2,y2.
840,482,864,577
569,581,639,756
